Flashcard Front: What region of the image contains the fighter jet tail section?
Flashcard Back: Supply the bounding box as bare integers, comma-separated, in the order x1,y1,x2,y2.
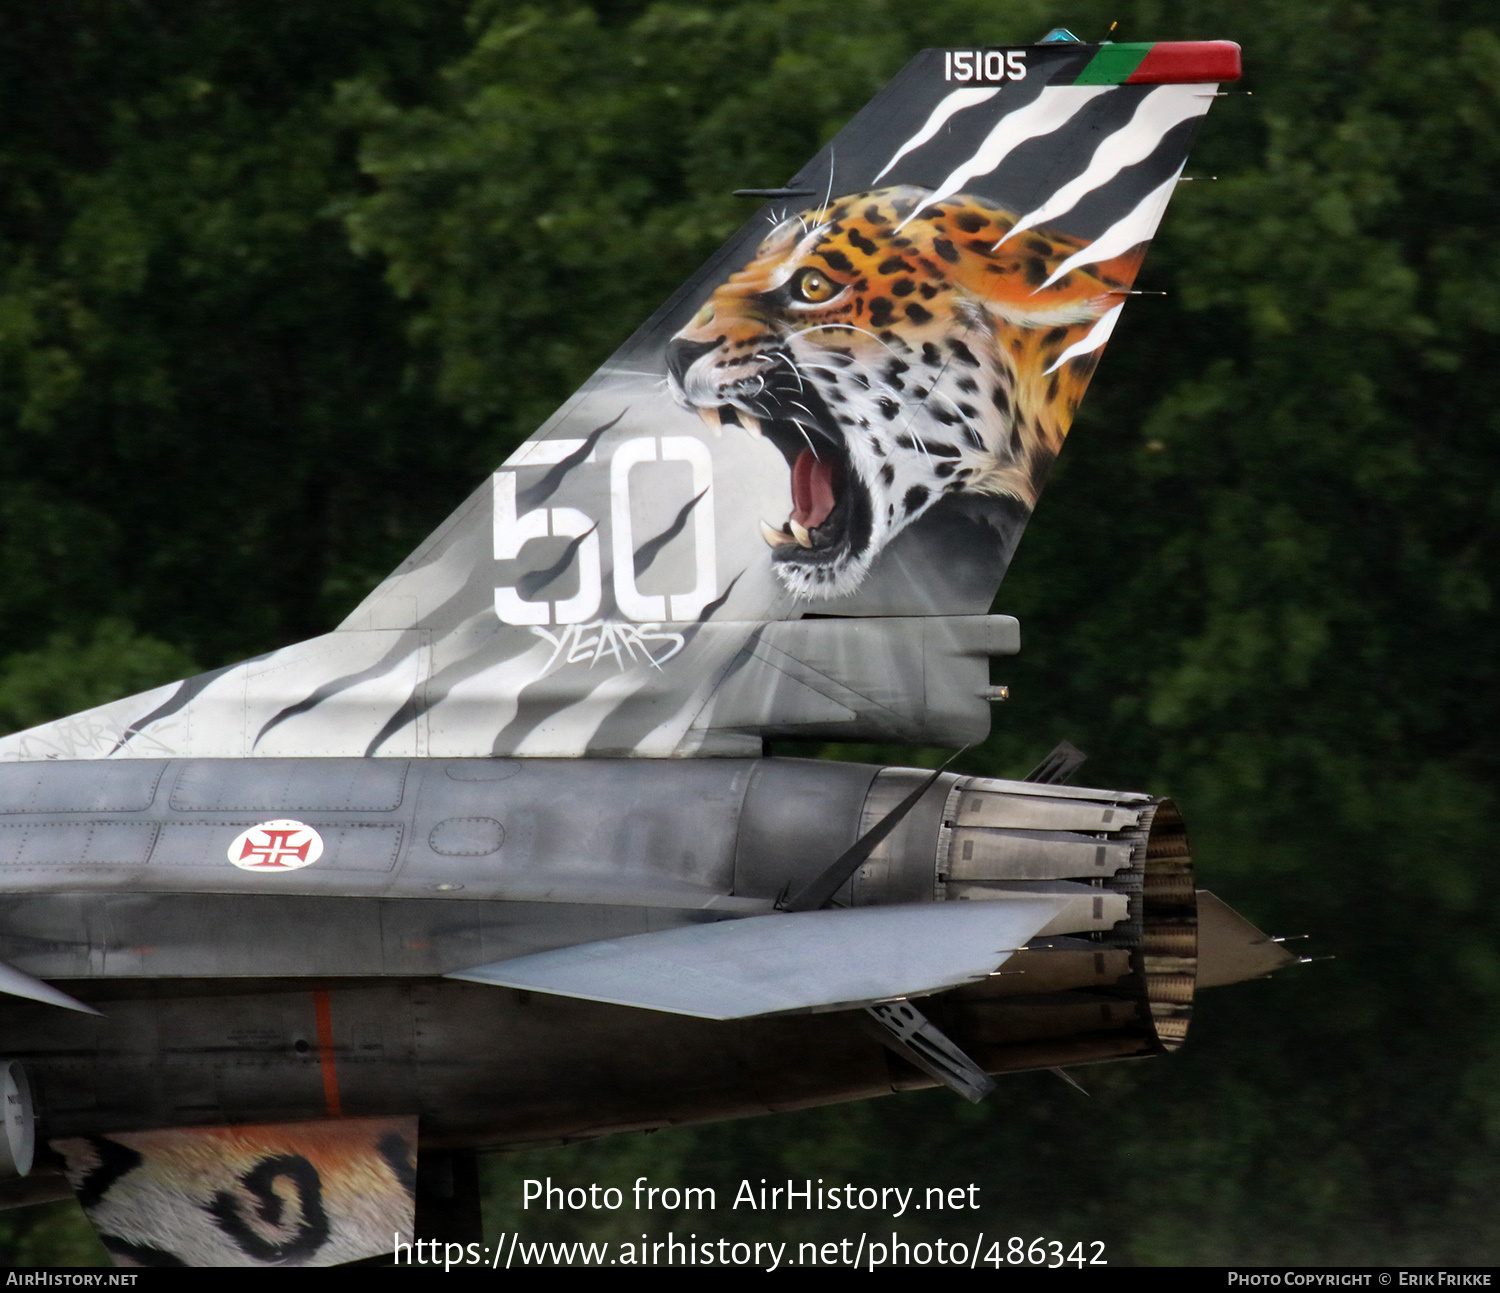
0,39,1237,763
0,33,1279,1187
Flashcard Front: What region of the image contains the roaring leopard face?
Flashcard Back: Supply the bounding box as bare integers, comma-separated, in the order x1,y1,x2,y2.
666,185,1143,599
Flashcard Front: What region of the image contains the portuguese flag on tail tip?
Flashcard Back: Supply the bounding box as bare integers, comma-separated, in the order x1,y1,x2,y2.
1074,40,1242,85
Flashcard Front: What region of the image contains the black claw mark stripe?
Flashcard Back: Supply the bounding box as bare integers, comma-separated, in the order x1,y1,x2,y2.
363,691,423,760
206,1154,330,1264
361,631,539,758
256,642,420,747
107,659,261,755
517,523,600,602
632,489,707,579
518,411,625,510
696,571,743,623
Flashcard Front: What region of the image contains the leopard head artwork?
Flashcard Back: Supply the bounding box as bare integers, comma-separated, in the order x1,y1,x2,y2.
666,185,1143,599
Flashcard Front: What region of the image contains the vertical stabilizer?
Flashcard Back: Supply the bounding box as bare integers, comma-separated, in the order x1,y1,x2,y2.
0,40,1238,761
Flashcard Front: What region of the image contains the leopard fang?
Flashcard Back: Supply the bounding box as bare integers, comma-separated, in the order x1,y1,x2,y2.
760,519,795,548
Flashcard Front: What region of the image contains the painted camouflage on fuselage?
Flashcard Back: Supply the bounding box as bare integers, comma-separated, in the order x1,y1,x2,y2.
0,41,1245,1257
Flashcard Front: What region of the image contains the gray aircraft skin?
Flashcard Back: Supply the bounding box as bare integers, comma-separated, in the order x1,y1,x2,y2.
0,755,1190,1141
0,35,1293,1267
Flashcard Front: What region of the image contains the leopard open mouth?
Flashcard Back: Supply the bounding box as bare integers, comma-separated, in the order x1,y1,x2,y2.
692,356,874,587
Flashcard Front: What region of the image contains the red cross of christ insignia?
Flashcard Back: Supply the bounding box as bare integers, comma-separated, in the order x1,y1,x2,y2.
227,820,325,872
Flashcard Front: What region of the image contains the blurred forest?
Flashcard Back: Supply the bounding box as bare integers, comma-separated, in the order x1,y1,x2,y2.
1,0,1497,1267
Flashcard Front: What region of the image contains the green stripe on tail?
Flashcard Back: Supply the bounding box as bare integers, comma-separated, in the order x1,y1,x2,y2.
1073,43,1152,84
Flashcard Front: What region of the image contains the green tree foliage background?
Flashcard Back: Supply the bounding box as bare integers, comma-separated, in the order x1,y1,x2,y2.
1,0,1498,1266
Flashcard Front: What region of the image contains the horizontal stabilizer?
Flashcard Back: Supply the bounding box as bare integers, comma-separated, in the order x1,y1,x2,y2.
0,959,100,1015
1196,890,1300,988
447,898,1072,1019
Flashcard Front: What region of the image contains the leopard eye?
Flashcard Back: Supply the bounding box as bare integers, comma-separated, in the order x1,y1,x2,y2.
791,269,839,304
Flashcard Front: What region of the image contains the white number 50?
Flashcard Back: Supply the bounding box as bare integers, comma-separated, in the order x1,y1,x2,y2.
493,434,716,626
492,473,601,626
